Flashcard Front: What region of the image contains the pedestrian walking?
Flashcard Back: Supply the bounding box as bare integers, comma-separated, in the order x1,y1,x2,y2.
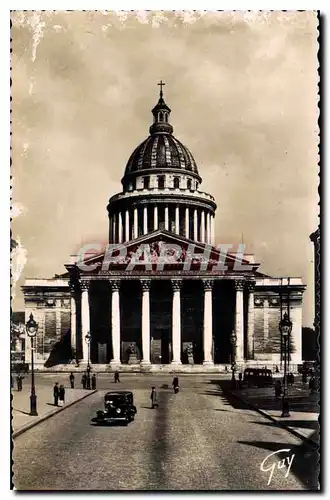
288,372,294,386
150,386,159,409
53,382,59,406
309,375,318,394
275,380,282,401
69,372,75,389
238,372,243,389
114,370,120,383
275,365,279,374
81,373,87,389
172,376,179,393
59,384,65,406
91,373,96,390
302,370,308,384
16,374,23,391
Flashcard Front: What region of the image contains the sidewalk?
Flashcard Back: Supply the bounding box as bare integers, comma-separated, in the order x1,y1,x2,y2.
226,382,319,446
11,382,96,437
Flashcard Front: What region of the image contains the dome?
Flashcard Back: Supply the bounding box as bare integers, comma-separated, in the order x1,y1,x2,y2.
124,134,200,177
122,83,201,181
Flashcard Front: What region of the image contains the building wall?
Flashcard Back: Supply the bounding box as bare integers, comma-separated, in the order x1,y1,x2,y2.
24,283,71,365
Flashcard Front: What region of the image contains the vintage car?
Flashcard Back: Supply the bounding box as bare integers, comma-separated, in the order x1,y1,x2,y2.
243,368,273,388
93,391,137,425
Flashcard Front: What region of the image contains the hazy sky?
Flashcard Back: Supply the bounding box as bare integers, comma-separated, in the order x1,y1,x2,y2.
11,11,319,326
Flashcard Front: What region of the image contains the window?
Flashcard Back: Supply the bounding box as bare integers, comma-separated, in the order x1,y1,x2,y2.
159,111,164,122
143,177,150,189
187,179,192,190
158,176,165,189
174,177,180,189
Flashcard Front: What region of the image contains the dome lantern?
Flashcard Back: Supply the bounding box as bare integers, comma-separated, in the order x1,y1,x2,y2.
149,80,173,135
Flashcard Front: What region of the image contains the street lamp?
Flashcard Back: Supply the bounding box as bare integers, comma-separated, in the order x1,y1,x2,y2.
279,312,292,418
230,329,237,388
85,331,92,369
26,313,38,416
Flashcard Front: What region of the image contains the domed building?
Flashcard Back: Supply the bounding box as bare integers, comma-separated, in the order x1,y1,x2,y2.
22,85,305,371
107,84,216,246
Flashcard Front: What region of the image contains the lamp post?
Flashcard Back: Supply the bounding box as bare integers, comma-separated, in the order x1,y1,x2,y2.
26,313,38,416
85,332,91,386
230,329,237,389
279,312,292,418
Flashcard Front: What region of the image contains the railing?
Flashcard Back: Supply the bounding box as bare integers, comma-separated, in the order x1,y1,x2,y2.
109,186,216,203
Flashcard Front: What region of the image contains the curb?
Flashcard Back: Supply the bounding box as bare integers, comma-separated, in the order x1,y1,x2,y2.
12,390,97,439
226,390,319,449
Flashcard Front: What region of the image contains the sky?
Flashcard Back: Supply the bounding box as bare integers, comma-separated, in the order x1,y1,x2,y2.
11,11,319,326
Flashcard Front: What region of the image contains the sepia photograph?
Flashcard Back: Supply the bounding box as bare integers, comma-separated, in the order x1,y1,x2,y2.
10,10,320,491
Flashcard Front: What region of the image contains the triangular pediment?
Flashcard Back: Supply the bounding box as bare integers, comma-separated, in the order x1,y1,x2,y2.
66,230,259,276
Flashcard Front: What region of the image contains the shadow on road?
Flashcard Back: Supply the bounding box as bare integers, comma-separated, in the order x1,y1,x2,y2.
12,409,30,416
237,436,320,490
212,379,320,490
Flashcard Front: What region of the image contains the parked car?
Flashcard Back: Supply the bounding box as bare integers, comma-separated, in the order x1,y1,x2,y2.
243,368,273,388
93,391,137,425
298,361,316,375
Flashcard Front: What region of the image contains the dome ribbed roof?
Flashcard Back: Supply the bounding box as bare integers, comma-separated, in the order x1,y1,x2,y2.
123,85,200,180
124,134,199,176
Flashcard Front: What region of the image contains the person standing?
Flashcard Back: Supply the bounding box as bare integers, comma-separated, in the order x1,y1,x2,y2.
53,382,59,406
275,380,282,401
59,384,65,406
86,373,91,390
69,372,75,389
114,370,120,383
81,373,87,389
91,373,96,390
150,386,159,409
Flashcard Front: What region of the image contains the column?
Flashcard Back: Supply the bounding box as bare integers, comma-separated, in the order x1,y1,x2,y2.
69,283,77,354
203,280,214,365
175,205,180,234
194,209,198,241
211,215,215,245
80,281,90,362
165,205,169,230
247,281,255,359
154,205,158,231
206,213,211,244
110,280,121,366
171,280,182,364
289,303,303,364
125,210,130,242
109,216,112,244
235,280,244,362
185,207,189,239
143,206,148,234
133,207,138,239
118,212,123,243
140,280,151,365
113,213,117,243
200,210,205,243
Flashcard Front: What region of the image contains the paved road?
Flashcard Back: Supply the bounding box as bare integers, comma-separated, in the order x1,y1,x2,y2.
12,377,319,491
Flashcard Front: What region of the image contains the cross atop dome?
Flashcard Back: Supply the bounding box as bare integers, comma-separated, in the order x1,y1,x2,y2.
150,81,173,135
158,79,165,98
